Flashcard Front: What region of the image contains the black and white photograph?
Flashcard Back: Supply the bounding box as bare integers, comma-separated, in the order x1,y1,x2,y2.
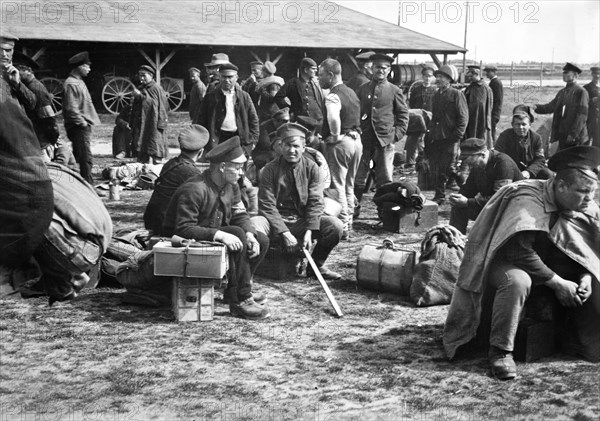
1,1,599,419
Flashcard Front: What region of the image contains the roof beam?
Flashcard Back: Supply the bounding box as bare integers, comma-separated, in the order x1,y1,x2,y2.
429,54,442,68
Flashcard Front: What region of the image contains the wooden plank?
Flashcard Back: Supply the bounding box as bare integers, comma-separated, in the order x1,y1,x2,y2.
303,248,343,318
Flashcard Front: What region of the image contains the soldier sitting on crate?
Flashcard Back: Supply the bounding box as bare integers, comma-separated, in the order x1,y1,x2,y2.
448,137,523,235
144,124,209,234
162,136,271,320
444,146,600,380
252,123,344,281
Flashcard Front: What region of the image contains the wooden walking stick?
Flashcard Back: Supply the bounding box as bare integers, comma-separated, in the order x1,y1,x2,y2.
302,248,343,317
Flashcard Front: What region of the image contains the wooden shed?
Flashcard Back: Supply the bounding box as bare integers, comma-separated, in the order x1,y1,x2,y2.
3,0,466,112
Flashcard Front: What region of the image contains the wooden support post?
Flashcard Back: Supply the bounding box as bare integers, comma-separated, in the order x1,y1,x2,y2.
443,54,448,65
347,52,359,70
272,52,283,65
31,47,46,61
429,53,441,69
540,62,543,88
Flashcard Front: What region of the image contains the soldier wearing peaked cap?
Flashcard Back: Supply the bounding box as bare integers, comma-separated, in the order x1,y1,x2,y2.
62,51,100,184
346,51,375,93
445,145,600,379
144,124,209,233
162,135,271,320
532,62,589,150
252,122,344,281
483,65,503,141
188,66,207,124
583,66,600,147
253,107,290,171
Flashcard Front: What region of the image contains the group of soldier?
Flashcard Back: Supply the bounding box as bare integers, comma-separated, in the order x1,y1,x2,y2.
2,26,599,381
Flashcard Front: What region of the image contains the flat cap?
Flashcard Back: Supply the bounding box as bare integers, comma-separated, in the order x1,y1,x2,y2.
434,65,458,83
178,124,209,152
272,107,290,121
562,62,582,74
205,53,230,67
188,67,201,74
512,104,534,123
483,65,498,71
219,62,239,73
138,65,154,75
205,136,246,163
355,51,375,61
12,51,39,70
301,57,317,68
370,53,394,64
68,51,91,66
296,115,320,132
421,65,436,74
460,138,487,156
250,60,263,67
467,65,481,70
276,122,309,142
547,145,600,179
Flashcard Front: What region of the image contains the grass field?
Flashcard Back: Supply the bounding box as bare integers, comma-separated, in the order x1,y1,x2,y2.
1,85,598,421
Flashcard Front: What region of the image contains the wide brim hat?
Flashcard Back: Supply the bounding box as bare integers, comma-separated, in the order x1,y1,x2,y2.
205,53,230,67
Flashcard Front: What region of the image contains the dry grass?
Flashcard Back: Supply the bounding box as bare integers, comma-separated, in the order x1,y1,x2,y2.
1,86,599,421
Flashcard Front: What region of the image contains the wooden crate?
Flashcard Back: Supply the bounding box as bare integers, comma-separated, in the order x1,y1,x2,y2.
153,241,228,279
381,200,439,234
172,277,215,322
514,318,555,362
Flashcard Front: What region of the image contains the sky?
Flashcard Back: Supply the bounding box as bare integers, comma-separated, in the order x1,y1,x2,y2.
335,1,600,65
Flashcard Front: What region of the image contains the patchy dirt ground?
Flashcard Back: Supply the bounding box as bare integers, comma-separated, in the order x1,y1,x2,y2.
1,87,599,421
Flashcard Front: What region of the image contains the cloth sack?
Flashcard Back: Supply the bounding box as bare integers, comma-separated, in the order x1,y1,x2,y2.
410,224,465,306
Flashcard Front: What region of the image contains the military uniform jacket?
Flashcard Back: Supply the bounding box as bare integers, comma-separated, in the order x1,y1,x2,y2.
356,79,409,146
258,155,324,236
189,80,207,124
429,86,468,143
535,81,589,145
161,170,256,240
198,85,259,153
143,155,202,233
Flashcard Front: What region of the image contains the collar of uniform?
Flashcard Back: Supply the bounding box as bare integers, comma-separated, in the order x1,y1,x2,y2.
543,178,559,213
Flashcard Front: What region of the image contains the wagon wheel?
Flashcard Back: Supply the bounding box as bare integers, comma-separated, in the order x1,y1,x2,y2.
160,77,184,111
39,77,63,115
102,76,135,114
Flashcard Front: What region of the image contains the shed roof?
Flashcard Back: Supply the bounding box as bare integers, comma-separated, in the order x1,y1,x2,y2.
2,1,466,54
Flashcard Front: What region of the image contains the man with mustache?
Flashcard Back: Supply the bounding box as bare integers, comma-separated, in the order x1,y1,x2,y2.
253,123,343,281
